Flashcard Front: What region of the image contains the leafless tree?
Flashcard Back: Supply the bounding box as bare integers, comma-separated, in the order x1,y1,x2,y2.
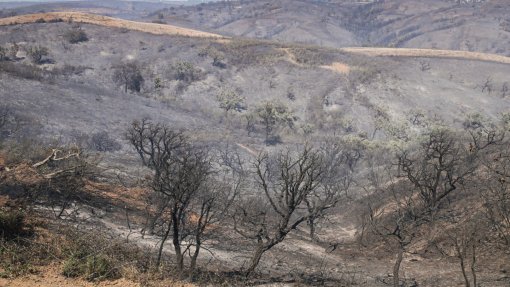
362,151,425,287
398,127,477,209
364,126,483,287
88,131,121,152
113,62,144,93
234,145,350,275
501,82,509,98
449,218,484,287
463,114,505,152
479,134,510,245
305,139,363,240
127,119,239,273
480,77,494,95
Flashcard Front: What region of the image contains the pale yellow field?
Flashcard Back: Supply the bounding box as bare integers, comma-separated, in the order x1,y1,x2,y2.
341,47,510,65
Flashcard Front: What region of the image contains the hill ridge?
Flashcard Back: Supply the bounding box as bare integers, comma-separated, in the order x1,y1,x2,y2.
0,12,225,38
1,12,510,65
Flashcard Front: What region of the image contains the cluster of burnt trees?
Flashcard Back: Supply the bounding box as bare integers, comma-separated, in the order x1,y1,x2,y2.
2,107,509,284
361,115,510,287
126,118,360,277
125,114,510,284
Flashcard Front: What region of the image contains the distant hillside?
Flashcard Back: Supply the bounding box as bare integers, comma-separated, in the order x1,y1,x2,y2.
147,0,510,56
0,0,180,20
0,12,224,38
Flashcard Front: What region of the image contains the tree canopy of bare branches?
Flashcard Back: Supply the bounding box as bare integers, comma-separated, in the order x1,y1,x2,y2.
234,144,357,275
127,119,239,273
113,62,144,93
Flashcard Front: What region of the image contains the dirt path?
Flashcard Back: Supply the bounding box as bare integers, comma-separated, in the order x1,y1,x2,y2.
280,48,303,67
281,48,351,74
0,12,224,38
320,62,351,74
0,263,195,287
235,143,259,157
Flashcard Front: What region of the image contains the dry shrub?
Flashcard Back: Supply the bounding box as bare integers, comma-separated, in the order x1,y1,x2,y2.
0,207,43,278
0,62,45,81
63,28,88,44
26,45,49,65
88,131,121,152
0,208,26,240
60,228,152,282
211,39,284,69
289,47,334,66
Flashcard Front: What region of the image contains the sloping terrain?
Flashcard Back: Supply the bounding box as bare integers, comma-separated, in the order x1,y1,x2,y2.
0,20,509,148
0,12,224,38
1,9,510,287
148,0,510,55
3,12,510,66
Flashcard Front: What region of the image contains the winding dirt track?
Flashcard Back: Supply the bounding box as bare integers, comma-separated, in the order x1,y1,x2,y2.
1,12,510,65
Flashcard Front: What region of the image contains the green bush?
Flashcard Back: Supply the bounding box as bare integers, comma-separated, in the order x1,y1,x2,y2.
85,255,115,280
0,209,41,278
60,229,139,281
216,88,246,115
62,255,116,281
62,257,84,278
0,241,37,278
173,61,202,83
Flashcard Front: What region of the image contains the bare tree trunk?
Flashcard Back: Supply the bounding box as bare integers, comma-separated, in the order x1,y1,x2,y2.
146,215,157,235
190,238,201,272
470,243,477,287
156,219,172,267
145,201,167,235
455,240,471,287
460,256,470,287
308,217,316,241
245,244,268,276
393,245,404,287
172,215,184,272
265,124,270,145
172,210,184,272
